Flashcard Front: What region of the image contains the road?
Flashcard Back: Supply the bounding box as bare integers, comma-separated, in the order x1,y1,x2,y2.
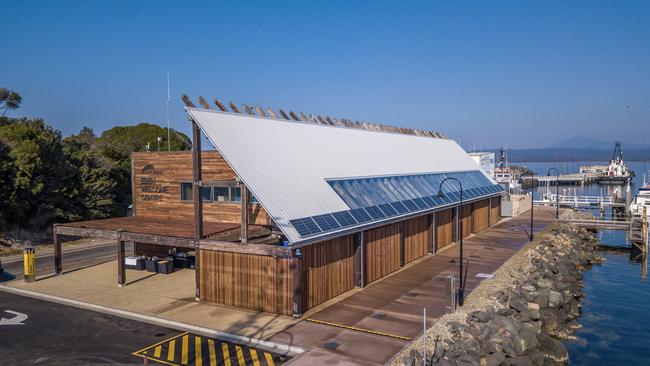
0,291,183,364
1,241,130,282
0,290,285,365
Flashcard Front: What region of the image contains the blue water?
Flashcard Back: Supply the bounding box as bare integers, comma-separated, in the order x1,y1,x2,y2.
517,161,650,365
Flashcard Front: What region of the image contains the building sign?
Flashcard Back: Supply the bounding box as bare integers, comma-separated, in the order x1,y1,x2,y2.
140,165,168,201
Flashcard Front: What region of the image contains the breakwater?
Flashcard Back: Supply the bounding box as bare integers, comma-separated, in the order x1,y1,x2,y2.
392,221,602,366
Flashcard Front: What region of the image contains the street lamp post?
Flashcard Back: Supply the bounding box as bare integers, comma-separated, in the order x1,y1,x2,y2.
547,168,560,219
438,177,465,306
520,172,535,241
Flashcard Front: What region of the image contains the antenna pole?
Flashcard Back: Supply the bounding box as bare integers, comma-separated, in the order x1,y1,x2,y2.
167,69,171,152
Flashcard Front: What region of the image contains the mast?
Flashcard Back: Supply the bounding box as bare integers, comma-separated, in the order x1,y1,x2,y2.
166,69,171,152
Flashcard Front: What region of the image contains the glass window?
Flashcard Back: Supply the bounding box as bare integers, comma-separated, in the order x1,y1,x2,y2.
230,187,241,202
180,182,193,201
202,187,212,202
249,192,259,203
214,187,229,202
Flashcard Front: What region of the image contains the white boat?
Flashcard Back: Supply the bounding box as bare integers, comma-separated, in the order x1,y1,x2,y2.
629,173,650,219
598,142,634,185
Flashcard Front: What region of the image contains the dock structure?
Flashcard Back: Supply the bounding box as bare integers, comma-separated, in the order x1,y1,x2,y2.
521,173,599,186
534,194,626,210
562,218,631,230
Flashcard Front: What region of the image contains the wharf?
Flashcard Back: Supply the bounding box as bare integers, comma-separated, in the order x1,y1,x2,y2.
521,173,599,186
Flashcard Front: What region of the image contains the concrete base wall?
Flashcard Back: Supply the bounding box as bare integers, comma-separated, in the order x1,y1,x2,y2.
501,194,532,218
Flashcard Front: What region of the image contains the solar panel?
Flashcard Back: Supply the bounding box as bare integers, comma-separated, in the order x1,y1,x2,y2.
431,195,445,205
289,218,322,237
350,208,372,223
332,211,357,227
402,200,419,212
422,196,436,207
378,203,398,217
412,197,428,210
365,206,386,220
312,214,341,231
391,201,410,214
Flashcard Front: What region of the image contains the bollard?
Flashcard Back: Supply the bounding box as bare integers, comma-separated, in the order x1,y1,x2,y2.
445,274,456,313
23,245,36,283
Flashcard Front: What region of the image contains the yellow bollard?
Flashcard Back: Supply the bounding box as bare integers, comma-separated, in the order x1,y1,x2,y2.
23,246,36,283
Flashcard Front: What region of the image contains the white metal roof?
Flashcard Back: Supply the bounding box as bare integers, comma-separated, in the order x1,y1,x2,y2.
186,107,493,245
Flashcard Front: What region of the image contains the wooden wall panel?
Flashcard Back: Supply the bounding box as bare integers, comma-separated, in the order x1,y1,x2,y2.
472,199,490,233
132,151,270,224
403,215,431,264
490,196,501,224
199,250,293,315
301,235,355,308
460,203,473,238
436,209,454,251
364,223,401,284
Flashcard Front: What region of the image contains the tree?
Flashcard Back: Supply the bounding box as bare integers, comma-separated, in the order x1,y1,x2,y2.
0,141,16,229
63,128,119,220
0,88,22,116
0,118,75,230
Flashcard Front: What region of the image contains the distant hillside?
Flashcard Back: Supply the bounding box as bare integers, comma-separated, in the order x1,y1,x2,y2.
486,147,650,162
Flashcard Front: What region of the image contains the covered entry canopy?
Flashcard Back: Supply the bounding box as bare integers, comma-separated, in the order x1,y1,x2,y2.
186,107,502,246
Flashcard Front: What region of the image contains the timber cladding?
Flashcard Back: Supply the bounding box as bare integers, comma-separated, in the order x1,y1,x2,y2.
435,208,454,251
460,203,473,239
403,215,432,264
472,199,490,233
199,249,293,315
131,151,269,224
491,196,501,223
364,223,401,284
300,235,355,309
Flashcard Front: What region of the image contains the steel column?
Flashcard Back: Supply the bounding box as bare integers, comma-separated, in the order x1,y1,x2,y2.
192,120,203,300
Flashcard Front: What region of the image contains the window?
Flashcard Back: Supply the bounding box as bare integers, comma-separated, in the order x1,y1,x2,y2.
231,187,241,202
202,187,212,202
179,181,252,203
214,187,229,202
180,182,193,201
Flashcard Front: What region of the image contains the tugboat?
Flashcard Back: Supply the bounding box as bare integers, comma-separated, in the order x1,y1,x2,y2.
597,142,634,185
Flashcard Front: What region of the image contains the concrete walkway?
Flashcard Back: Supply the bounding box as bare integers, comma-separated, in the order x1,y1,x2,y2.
272,207,560,365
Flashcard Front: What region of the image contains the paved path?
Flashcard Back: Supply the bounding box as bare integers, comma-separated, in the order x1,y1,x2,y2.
271,207,559,365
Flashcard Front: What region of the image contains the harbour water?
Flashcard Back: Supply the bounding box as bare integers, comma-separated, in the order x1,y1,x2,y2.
518,161,650,365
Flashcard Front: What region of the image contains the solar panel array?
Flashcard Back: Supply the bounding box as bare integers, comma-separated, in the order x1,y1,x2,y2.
289,170,503,238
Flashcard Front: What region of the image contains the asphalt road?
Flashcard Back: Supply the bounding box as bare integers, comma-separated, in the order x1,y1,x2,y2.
1,242,132,282
0,291,180,365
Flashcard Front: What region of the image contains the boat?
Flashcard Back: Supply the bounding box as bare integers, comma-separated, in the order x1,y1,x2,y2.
493,146,521,192
629,172,650,219
597,142,634,185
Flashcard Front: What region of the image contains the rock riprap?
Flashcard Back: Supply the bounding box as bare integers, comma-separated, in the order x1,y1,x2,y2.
392,220,603,366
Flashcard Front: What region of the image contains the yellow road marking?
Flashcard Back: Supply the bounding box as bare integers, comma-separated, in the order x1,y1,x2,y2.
131,331,188,366
195,336,203,366
181,334,189,365
168,339,176,362
154,345,162,358
235,344,245,366
264,352,275,366
208,339,217,366
250,349,260,366
222,342,232,366
306,318,412,341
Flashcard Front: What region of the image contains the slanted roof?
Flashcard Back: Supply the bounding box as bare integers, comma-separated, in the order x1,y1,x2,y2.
186,106,502,246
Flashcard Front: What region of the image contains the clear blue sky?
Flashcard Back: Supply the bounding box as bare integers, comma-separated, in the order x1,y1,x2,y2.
1,0,648,148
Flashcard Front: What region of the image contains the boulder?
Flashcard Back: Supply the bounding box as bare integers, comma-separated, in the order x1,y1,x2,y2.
514,328,538,354
548,291,562,308
537,334,568,364
504,356,533,366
